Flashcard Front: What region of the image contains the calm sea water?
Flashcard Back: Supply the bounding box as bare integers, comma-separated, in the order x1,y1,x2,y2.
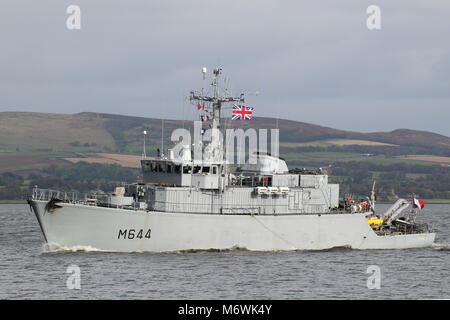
0,203,448,300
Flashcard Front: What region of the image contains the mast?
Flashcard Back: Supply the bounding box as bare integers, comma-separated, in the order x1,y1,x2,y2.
190,67,244,160
190,67,244,191
370,181,376,212
142,130,147,159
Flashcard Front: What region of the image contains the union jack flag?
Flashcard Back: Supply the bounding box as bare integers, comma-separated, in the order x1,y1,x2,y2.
232,104,254,120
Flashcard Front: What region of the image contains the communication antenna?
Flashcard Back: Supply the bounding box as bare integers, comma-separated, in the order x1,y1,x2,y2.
161,119,165,158
370,181,376,211
142,130,148,159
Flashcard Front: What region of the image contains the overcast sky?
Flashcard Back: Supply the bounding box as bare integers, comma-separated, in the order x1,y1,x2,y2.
1,1,449,136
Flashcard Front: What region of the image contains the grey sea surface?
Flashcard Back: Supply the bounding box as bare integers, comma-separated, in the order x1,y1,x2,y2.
0,203,448,299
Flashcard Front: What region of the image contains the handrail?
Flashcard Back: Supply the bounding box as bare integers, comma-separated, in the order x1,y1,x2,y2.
31,187,146,211
32,186,89,204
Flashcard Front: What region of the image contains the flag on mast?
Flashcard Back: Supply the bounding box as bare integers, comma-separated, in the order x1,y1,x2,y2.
413,198,426,209
231,104,254,120
197,103,204,110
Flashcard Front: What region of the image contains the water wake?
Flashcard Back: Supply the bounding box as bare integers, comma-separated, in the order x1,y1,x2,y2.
431,243,450,251
175,245,250,253
43,242,107,253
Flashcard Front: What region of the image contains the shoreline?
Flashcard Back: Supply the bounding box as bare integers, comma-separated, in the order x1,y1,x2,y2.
422,199,450,204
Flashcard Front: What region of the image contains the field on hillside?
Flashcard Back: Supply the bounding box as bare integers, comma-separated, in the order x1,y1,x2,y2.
0,112,116,152
281,139,398,148
282,152,435,167
64,153,144,168
398,155,450,164
0,151,144,173
0,152,68,173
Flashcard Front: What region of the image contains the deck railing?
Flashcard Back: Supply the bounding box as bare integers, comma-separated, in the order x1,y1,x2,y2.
30,186,148,210
31,186,90,203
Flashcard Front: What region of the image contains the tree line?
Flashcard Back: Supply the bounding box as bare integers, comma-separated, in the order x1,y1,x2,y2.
1,160,449,200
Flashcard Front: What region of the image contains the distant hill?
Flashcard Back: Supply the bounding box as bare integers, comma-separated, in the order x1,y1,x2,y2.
1,111,450,155
2,112,450,201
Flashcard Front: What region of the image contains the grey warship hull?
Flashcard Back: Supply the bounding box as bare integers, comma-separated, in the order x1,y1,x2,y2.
29,199,435,252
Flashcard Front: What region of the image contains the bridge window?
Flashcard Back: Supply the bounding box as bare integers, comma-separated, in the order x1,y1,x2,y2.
202,166,210,174
193,166,201,174
183,165,192,174
175,165,181,173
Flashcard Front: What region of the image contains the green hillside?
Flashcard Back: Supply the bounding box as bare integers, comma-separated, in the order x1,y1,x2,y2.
1,111,450,155
1,111,449,201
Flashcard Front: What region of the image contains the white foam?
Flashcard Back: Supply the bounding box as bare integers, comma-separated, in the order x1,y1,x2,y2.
431,243,450,250
43,242,106,253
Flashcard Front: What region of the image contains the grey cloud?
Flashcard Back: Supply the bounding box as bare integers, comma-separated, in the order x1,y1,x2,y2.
0,0,449,135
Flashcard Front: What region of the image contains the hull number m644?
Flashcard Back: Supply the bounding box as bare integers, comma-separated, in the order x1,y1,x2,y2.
118,229,151,240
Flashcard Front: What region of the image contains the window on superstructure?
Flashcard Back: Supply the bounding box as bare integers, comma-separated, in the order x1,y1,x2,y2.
183,166,192,174
175,165,181,173
193,166,201,174
202,166,210,174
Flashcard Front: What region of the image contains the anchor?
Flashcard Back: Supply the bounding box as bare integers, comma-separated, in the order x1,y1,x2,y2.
44,197,63,214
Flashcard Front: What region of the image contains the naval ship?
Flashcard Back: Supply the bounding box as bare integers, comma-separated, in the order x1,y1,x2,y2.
28,68,435,252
